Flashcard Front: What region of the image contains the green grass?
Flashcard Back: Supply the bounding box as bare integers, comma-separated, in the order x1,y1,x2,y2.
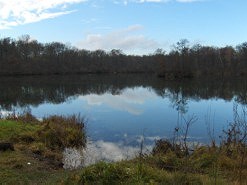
0,114,86,184
63,137,246,185
64,160,229,185
0,120,40,142
0,150,74,185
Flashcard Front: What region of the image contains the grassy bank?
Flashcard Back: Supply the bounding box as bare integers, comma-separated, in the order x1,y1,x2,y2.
0,113,86,184
1,113,246,184
64,113,247,185
64,141,246,185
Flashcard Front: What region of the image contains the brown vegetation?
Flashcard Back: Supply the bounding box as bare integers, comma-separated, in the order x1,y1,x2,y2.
0,113,86,165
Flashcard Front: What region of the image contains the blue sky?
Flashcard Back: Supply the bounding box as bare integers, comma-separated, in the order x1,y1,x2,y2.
0,0,246,54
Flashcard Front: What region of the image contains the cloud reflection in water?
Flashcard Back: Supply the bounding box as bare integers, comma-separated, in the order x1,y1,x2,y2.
82,140,153,166
79,87,158,115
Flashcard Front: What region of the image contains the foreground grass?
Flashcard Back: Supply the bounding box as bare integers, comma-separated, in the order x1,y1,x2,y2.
0,150,73,184
64,160,229,185
64,149,246,185
0,114,246,184
0,113,85,184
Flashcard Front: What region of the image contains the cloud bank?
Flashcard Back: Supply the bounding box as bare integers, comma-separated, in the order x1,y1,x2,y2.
77,25,160,54
0,0,87,29
0,0,205,29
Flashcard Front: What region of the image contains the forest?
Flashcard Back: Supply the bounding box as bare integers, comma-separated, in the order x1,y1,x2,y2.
0,35,247,78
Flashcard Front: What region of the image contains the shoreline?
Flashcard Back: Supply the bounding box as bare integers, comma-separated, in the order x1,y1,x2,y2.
1,113,246,184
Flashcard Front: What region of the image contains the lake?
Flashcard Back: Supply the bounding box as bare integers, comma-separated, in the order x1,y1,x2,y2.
0,74,246,164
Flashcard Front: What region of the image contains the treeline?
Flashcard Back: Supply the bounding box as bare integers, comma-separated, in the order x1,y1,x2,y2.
0,35,247,77
156,39,247,78
0,35,157,75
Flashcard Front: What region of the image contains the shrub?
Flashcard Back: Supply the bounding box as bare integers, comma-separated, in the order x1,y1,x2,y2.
37,115,86,151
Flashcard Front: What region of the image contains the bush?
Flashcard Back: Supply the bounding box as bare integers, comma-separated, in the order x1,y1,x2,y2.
1,114,86,165
37,115,86,151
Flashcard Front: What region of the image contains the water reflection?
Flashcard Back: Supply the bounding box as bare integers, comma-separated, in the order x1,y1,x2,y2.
63,140,153,169
0,74,246,111
82,140,152,165
0,74,246,162
79,87,157,115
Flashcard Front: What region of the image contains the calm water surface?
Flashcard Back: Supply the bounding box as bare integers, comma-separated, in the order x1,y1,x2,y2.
0,74,246,163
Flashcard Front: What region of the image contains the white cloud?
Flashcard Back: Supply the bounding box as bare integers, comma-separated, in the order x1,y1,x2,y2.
77,25,160,54
0,0,87,29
